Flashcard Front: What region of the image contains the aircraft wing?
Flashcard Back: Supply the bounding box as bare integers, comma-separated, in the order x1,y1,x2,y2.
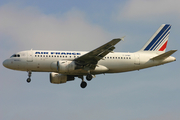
74,38,122,69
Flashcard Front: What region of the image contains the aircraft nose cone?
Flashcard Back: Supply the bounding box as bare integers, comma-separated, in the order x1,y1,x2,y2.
3,60,9,68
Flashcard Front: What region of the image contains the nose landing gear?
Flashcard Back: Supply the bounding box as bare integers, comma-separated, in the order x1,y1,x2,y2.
27,71,32,83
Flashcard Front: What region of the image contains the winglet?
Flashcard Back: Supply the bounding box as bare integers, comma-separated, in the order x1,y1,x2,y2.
120,36,125,41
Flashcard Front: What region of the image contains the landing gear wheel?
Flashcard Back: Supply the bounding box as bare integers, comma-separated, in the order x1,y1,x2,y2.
80,81,87,88
27,71,32,83
86,74,92,81
27,78,31,83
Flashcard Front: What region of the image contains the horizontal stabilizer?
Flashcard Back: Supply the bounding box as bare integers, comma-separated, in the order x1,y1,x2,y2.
151,50,177,60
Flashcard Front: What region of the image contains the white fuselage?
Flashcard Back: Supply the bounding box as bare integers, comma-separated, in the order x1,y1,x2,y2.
2,24,177,88
3,50,176,75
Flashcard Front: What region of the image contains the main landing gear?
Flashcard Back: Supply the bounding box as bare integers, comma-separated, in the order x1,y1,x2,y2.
86,73,93,81
79,74,93,88
27,71,32,83
79,76,87,88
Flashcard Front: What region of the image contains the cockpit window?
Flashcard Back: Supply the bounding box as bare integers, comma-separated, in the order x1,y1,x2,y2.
11,54,16,57
10,54,20,58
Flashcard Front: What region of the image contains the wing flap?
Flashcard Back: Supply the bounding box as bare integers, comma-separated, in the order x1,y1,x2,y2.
151,50,177,60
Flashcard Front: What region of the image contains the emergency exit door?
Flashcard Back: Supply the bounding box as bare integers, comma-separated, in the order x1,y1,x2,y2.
27,50,33,62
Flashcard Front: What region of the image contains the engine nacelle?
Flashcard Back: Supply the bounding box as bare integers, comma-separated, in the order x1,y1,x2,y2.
50,72,74,84
50,60,76,72
57,61,76,72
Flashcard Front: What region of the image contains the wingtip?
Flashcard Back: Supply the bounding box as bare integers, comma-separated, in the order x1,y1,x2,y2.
112,38,121,41
120,36,125,41
113,36,125,41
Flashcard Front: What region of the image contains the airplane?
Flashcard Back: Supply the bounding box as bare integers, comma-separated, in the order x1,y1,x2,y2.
3,24,177,88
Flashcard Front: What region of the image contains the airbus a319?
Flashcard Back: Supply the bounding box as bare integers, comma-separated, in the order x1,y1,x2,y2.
3,24,177,88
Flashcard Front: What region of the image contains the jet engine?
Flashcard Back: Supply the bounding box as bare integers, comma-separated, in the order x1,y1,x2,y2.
57,61,76,72
50,72,74,84
50,60,76,72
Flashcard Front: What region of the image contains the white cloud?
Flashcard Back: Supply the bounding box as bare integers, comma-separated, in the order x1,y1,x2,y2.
0,4,110,52
115,0,180,21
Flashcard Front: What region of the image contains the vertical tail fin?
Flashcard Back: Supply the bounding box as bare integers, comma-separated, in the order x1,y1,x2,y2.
139,24,171,53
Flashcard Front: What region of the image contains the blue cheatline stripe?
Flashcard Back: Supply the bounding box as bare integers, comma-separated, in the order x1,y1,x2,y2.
153,31,170,51
144,24,171,51
150,25,171,50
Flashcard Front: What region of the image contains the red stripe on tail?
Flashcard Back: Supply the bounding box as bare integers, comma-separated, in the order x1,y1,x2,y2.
159,41,168,51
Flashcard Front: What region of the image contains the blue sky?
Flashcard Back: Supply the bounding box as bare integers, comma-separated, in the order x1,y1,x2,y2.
0,0,180,120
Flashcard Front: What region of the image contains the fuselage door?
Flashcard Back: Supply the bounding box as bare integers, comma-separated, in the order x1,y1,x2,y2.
27,50,33,62
134,54,140,65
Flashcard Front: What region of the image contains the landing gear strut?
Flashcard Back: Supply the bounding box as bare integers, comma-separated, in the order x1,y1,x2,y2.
79,76,87,88
27,71,32,83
